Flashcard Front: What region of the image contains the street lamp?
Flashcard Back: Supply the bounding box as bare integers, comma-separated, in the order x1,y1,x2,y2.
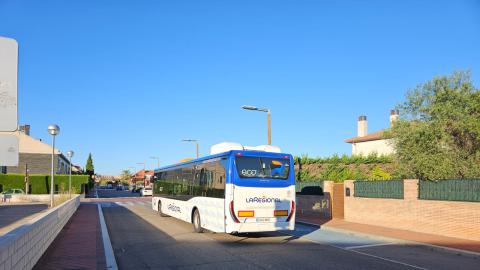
47,124,60,207
66,150,74,198
182,139,199,159
241,105,271,145
150,156,160,169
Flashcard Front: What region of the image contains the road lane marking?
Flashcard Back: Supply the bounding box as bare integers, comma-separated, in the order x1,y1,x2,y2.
98,203,118,270
348,249,427,270
345,243,396,250
282,224,427,270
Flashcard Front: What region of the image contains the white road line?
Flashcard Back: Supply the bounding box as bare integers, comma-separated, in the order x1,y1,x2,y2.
98,204,118,270
281,230,427,270
345,243,396,250
349,249,427,270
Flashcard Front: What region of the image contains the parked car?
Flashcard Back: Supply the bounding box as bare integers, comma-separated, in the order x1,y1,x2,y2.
132,185,144,193
140,187,152,196
1,189,25,195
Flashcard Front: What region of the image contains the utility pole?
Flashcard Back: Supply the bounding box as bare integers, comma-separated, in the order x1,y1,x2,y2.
24,163,29,194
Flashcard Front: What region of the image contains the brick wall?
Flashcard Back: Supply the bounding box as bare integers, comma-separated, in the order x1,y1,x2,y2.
6,153,68,174
344,179,480,241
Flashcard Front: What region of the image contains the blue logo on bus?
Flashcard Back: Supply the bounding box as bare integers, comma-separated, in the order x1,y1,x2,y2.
245,197,281,203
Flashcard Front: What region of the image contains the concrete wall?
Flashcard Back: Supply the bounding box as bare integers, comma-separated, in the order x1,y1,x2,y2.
0,195,80,270
4,194,67,203
351,139,394,156
344,180,480,241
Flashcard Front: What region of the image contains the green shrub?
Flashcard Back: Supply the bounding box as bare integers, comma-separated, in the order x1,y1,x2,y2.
294,153,393,165
369,166,392,180
0,174,89,194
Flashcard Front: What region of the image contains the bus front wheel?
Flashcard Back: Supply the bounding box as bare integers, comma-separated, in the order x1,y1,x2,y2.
193,209,204,233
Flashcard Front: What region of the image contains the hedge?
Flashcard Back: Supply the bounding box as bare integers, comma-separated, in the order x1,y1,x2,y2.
0,174,90,194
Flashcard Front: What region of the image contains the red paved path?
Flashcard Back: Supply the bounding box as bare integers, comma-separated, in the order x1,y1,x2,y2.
34,204,106,270
298,215,480,254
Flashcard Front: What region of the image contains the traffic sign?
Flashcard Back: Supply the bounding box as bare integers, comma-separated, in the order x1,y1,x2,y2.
0,133,18,166
0,36,18,132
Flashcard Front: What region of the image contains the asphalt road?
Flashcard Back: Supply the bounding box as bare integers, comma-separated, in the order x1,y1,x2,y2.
96,189,140,198
97,194,480,270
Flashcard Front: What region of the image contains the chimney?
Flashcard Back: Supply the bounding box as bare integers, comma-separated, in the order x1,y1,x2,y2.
19,124,31,135
389,109,399,127
357,115,368,137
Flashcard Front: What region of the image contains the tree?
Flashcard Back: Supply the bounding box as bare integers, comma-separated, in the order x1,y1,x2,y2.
120,169,132,184
389,71,480,180
85,153,95,177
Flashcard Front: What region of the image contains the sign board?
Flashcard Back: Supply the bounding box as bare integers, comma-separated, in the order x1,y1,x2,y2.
0,133,18,166
0,36,18,132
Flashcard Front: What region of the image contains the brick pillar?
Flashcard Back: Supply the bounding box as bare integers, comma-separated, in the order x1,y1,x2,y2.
344,180,354,197
403,179,419,201
323,181,334,194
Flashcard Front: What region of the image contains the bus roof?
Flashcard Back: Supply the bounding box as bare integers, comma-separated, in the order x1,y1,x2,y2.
154,150,292,172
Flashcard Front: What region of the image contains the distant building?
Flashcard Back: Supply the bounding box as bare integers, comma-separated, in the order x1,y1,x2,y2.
344,110,399,156
131,170,154,186
71,165,84,174
5,125,73,174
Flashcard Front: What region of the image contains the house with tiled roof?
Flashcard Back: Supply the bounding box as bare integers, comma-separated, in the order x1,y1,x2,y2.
344,110,399,156
131,170,154,186
4,125,73,174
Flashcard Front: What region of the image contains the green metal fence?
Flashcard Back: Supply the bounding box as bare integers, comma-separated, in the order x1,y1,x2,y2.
419,179,480,202
296,181,324,193
354,180,404,199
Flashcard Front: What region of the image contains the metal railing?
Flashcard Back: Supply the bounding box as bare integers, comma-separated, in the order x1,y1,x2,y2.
419,179,480,202
354,180,404,199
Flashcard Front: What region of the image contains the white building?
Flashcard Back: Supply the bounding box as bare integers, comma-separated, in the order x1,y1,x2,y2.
344,110,399,156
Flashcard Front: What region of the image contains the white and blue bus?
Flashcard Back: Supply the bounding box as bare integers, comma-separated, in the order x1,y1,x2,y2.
151,148,295,233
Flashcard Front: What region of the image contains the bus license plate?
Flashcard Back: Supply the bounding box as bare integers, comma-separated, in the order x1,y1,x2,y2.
256,218,271,222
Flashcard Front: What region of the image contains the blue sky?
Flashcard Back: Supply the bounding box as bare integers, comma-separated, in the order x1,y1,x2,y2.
1,0,479,175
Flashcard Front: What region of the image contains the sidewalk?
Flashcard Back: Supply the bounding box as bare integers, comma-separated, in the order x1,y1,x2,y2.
0,203,48,236
297,215,480,254
33,204,106,270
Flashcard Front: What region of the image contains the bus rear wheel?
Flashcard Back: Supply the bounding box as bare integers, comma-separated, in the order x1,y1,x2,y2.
158,201,168,217
193,209,204,233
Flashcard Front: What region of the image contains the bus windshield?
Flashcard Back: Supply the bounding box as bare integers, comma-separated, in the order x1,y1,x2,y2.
235,156,290,180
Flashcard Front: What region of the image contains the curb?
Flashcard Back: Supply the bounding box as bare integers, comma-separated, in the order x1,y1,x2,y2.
296,220,480,257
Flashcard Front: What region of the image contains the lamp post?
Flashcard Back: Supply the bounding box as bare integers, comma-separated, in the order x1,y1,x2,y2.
66,150,74,198
182,139,199,159
47,124,60,207
241,105,271,145
150,156,160,169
